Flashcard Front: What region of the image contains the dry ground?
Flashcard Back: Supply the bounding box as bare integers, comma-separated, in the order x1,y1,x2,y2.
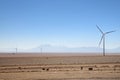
0,53,120,80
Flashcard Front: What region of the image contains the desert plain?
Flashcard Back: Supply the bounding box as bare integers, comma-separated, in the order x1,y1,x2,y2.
0,53,120,80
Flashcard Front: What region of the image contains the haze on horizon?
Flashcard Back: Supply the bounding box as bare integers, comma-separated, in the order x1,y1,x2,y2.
0,0,120,52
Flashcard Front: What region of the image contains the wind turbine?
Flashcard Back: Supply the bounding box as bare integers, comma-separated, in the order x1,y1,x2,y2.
40,47,42,53
16,48,17,54
15,44,18,54
96,25,115,56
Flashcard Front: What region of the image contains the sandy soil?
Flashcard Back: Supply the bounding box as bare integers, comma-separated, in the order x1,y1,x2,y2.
0,53,120,80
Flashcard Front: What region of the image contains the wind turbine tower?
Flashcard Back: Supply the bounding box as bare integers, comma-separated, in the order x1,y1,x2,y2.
40,48,42,53
96,25,115,56
15,48,17,54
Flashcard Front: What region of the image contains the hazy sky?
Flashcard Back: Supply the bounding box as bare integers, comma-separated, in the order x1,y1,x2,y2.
0,0,120,49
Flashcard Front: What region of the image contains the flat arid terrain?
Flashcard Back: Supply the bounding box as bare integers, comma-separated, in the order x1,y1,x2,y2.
0,53,120,80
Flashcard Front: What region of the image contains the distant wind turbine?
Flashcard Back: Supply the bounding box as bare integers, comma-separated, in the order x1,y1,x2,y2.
96,25,116,56
40,47,42,53
14,48,17,54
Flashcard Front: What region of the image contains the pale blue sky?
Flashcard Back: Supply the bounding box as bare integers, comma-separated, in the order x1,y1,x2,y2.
0,0,120,49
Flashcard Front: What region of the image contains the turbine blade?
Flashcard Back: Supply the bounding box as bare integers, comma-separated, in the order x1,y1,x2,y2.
105,30,116,34
96,25,104,34
99,35,104,46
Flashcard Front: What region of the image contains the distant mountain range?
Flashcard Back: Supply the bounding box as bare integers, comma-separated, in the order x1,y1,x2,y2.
0,44,120,53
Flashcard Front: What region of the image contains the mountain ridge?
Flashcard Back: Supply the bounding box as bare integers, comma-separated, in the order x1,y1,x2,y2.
0,44,120,53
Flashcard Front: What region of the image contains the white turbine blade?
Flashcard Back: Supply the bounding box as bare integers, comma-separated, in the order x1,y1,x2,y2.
99,35,104,46
105,30,116,34
96,25,104,34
